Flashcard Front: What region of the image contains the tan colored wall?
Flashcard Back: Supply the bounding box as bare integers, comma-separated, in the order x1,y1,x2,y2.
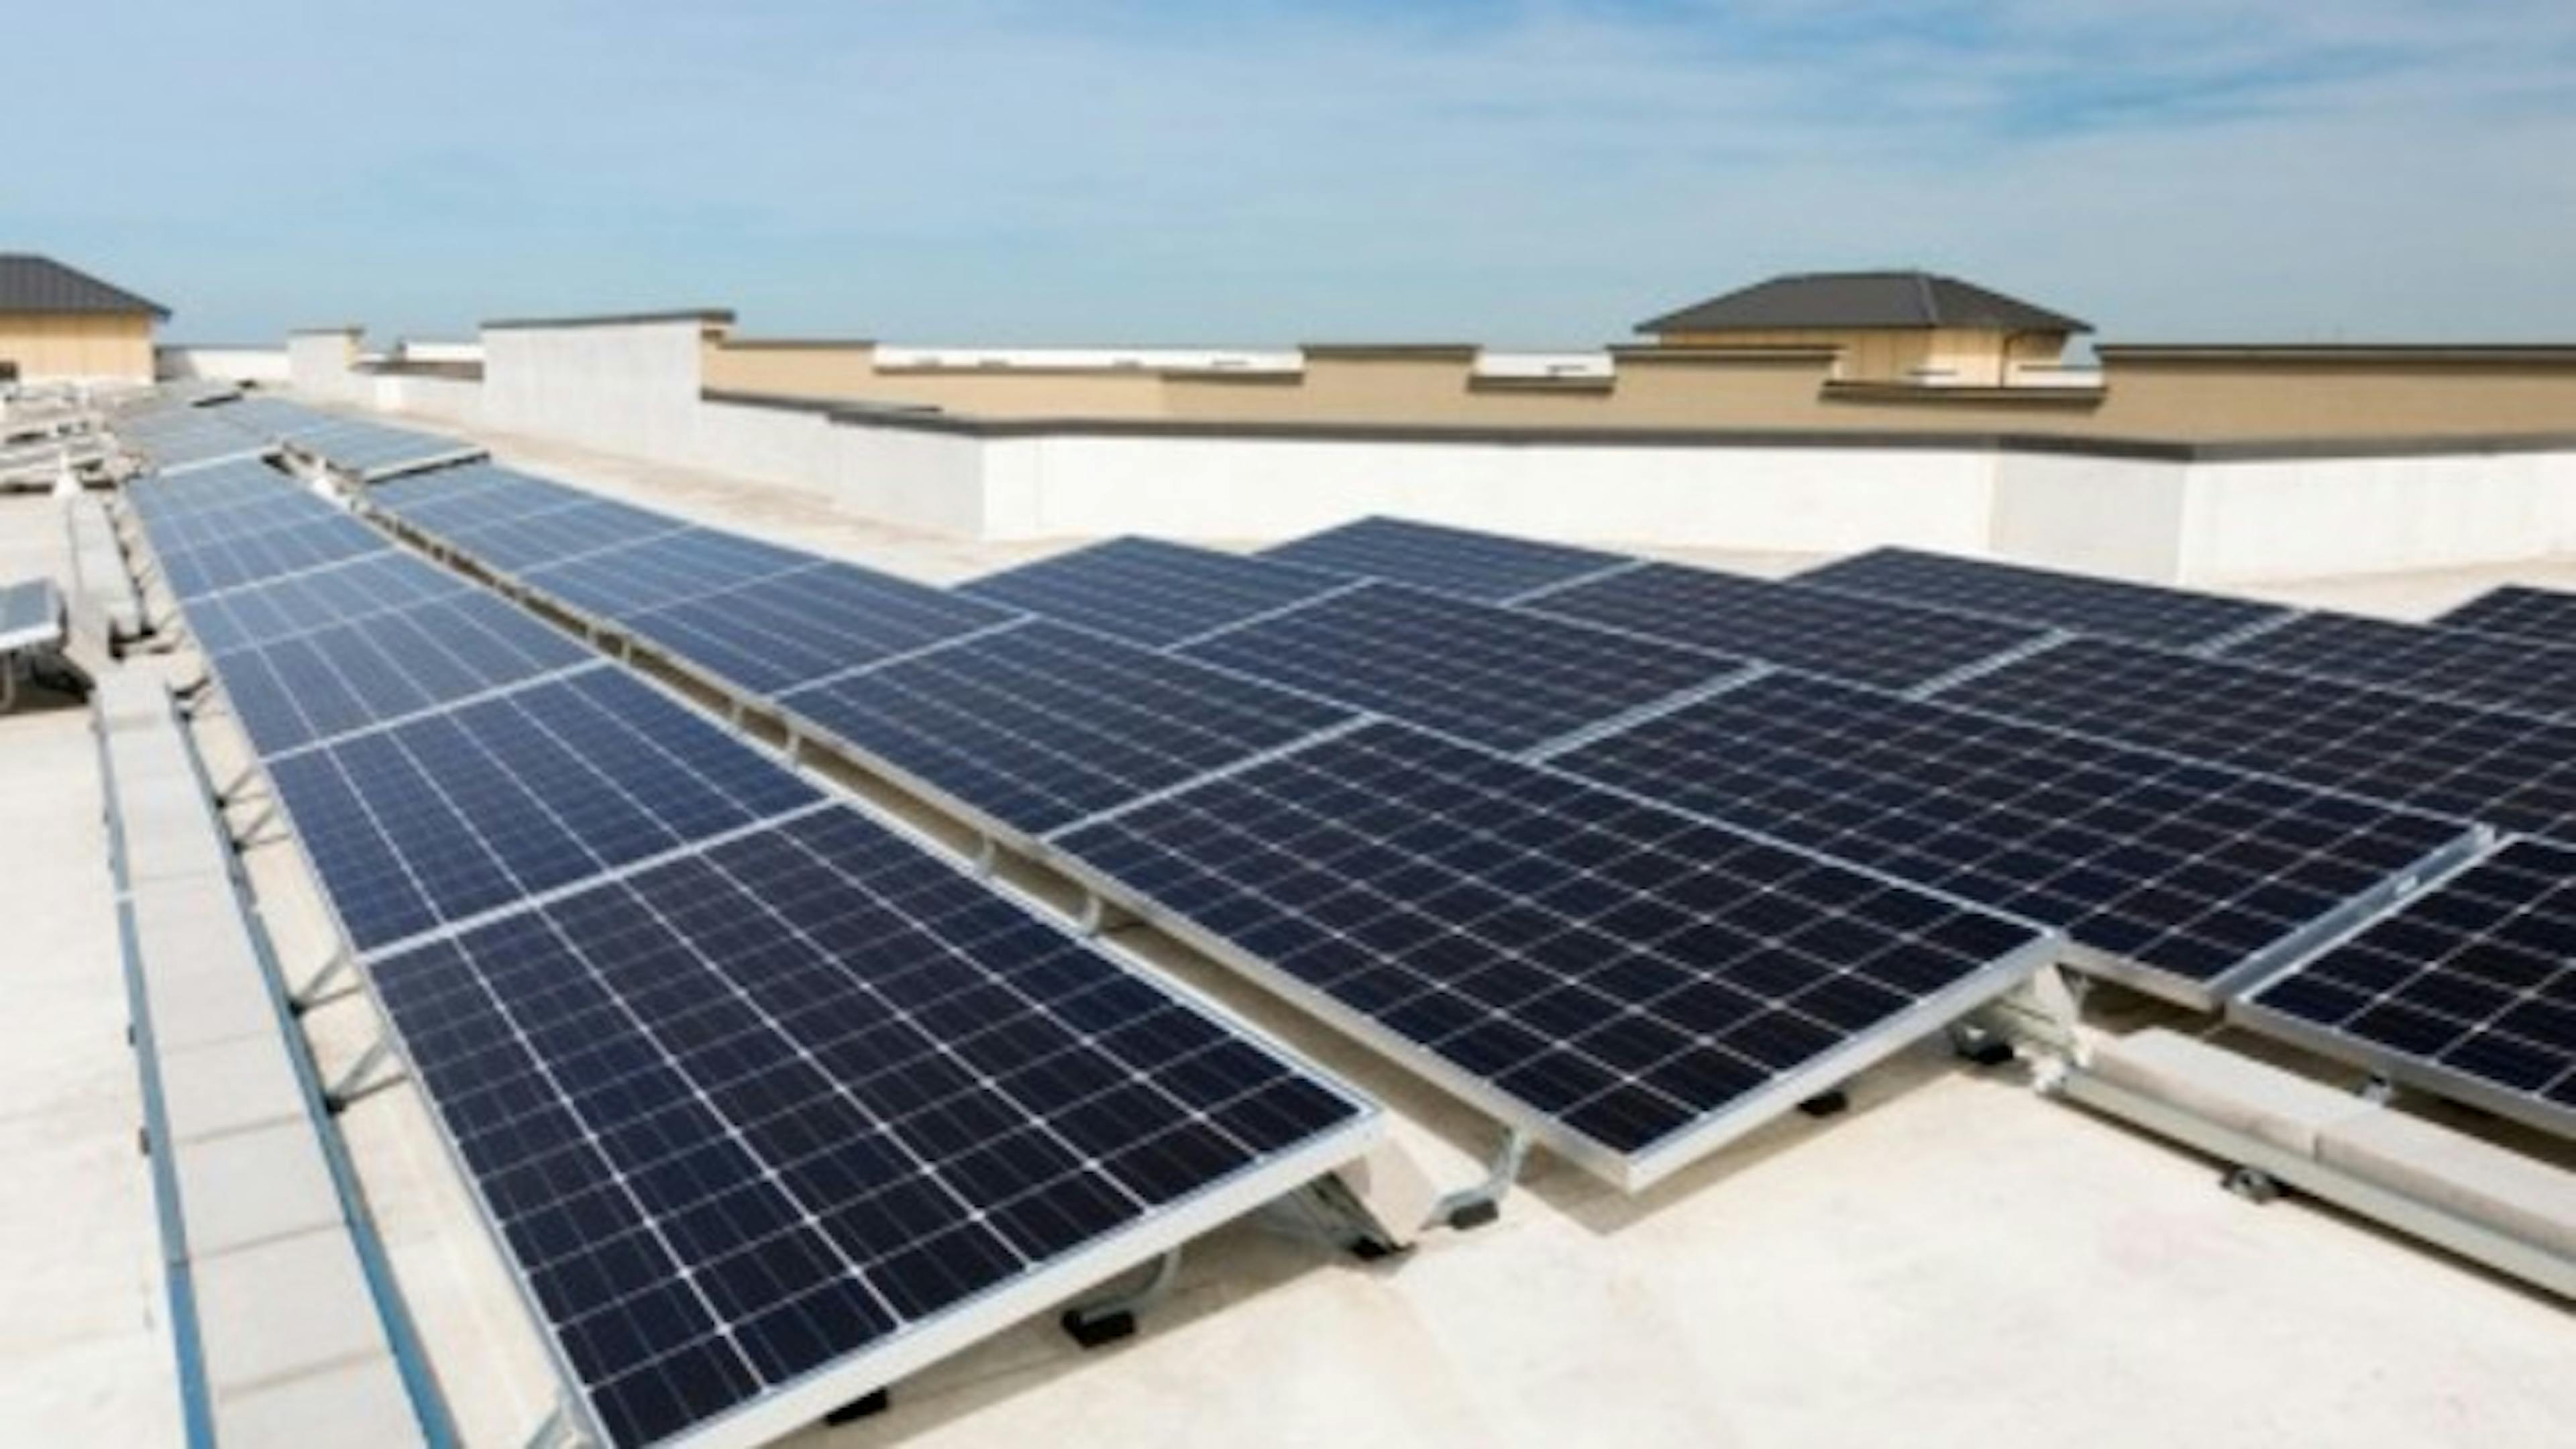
2084,358,2576,439
704,340,1169,419
0,313,154,381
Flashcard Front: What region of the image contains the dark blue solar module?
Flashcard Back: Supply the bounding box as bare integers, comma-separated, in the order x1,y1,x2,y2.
0,579,62,648
1521,563,2055,694
437,497,692,574
1799,546,2288,649
2430,584,2576,647
621,561,1022,694
125,458,299,520
2214,609,2576,719
1055,719,2051,1185
515,529,816,617
1258,516,1629,602
158,513,390,600
1552,672,2479,1004
370,464,596,535
1175,581,1742,754
268,668,822,951
1933,636,2576,839
957,537,1354,647
217,594,600,756
781,620,1356,837
288,419,483,478
2237,837,2576,1138
137,492,343,555
370,803,1372,1447
185,552,476,657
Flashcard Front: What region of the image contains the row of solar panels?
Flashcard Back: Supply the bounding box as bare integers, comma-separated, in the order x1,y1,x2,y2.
117,455,1389,1447
341,455,2567,1159
113,391,484,480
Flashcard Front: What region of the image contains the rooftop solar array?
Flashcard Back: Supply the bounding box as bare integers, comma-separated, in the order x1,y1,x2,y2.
1931,636,2576,839
370,462,594,533
437,496,693,573
2213,608,2576,718
2237,837,2576,1138
133,459,1383,1446
1177,580,1743,754
621,562,1018,696
1522,561,2058,694
283,417,487,480
127,457,303,522
184,552,474,657
0,578,64,651
1551,672,2479,1004
1799,545,2290,649
115,405,272,471
1054,720,2055,1186
2430,583,2576,645
960,537,1356,647
372,805,1371,1446
157,512,388,600
1256,515,1630,602
780,620,1357,836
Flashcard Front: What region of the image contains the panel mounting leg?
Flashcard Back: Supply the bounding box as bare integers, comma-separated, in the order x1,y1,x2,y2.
216,765,264,807
822,1388,890,1425
1797,1087,1850,1118
229,800,282,852
294,949,356,1011
1061,1248,1181,1348
1256,1172,1406,1261
326,1036,405,1113
520,1400,581,1449
1426,1124,1531,1232
973,834,999,879
2359,1073,2398,1106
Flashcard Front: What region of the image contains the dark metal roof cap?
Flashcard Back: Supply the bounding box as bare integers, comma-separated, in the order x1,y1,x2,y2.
1638,270,2088,336
0,254,169,318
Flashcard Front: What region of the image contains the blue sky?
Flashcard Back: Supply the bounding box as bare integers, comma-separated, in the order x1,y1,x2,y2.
17,1,2575,345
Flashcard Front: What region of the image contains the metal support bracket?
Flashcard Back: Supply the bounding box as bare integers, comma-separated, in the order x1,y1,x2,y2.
972,834,999,880
1060,1247,1182,1348
326,1036,406,1114
2359,1073,2398,1106
1426,1124,1531,1232
520,1396,586,1449
296,949,357,1010
1256,1173,1406,1261
229,799,282,853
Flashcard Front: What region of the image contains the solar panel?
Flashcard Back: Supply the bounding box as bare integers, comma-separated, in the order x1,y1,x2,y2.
621,561,1022,695
288,419,483,479
2213,610,2576,719
1799,546,2288,649
2235,837,2576,1138
136,492,343,555
370,464,595,535
2430,584,2576,646
1551,672,2480,1004
515,529,817,618
267,668,821,952
0,578,63,651
780,621,1356,837
368,803,1375,1447
126,457,299,520
437,497,693,574
1258,515,1629,602
158,513,390,600
1176,581,1743,755
1521,563,2055,694
1053,720,2054,1187
215,594,600,756
1933,637,2576,839
184,552,476,657
958,537,1354,647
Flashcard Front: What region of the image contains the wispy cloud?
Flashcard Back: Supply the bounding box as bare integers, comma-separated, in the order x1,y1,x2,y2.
15,1,2575,343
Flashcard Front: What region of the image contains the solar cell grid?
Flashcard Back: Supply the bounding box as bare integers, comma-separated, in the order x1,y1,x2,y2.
185,552,474,657
1522,563,2055,694
158,512,390,600
623,561,1022,695
2238,837,2576,1136
1055,719,2051,1184
2432,584,2576,645
1801,545,2288,649
1934,636,2576,839
370,803,1371,1447
958,537,1354,647
294,419,482,477
1177,580,1742,754
217,593,599,756
1259,516,1629,602
268,667,822,951
2216,609,2576,718
137,492,341,555
0,579,61,648
782,619,1357,837
1552,672,2479,1002
517,529,820,617
439,497,692,573
126,458,297,519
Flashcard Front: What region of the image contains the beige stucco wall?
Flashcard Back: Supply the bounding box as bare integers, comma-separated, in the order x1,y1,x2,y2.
0,313,154,382
704,340,1169,419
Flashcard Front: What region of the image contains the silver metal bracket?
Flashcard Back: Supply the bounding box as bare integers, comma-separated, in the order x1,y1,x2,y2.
1256,1173,1406,1261
1061,1247,1182,1348
2359,1073,2398,1106
520,1397,585,1449
973,834,999,879
296,949,357,1010
1426,1124,1531,1232
229,798,282,852
326,1036,406,1113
